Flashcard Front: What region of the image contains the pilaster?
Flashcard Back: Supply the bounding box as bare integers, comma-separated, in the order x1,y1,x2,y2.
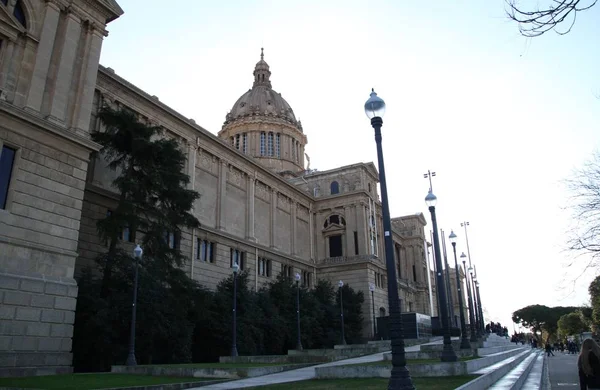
217,160,227,230
25,1,61,112
247,175,255,241
187,143,196,190
71,24,105,135
270,188,276,248
0,39,15,97
47,10,82,124
291,201,297,255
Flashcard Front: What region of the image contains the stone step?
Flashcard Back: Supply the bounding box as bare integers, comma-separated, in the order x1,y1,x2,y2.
522,352,545,389
456,349,536,390
479,345,526,356
489,350,539,389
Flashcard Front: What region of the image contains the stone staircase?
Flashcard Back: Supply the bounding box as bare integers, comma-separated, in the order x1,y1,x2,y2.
457,333,546,389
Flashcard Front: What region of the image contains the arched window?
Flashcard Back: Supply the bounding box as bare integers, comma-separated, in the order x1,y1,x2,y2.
13,0,26,28
330,181,339,195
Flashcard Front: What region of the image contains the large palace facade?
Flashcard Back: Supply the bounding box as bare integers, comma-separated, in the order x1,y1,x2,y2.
0,0,439,376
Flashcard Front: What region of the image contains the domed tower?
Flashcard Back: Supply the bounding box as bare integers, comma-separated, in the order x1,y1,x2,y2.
219,49,307,175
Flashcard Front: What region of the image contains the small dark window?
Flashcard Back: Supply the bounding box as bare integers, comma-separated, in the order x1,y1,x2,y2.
329,215,339,225
368,183,371,192
412,264,417,282
353,231,359,255
330,181,339,195
0,146,16,209
230,249,244,270
329,235,343,257
13,0,26,28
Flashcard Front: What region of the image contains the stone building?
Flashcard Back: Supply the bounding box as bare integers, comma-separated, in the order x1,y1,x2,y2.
0,0,434,377
0,0,123,377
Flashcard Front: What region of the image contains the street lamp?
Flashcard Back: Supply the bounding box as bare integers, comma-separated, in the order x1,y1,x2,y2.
126,244,143,366
231,261,239,357
469,266,481,339
461,252,477,342
295,273,303,351
369,282,377,340
449,232,470,350
426,191,457,362
365,89,415,389
338,280,347,345
474,268,485,334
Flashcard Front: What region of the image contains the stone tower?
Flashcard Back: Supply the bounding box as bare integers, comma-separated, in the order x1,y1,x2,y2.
218,49,307,176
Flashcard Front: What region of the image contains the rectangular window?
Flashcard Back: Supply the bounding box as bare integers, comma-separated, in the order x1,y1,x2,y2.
291,138,296,161
197,239,214,262
231,137,234,146
353,231,359,255
259,258,265,276
165,231,178,249
119,226,133,242
413,264,417,282
275,133,280,158
0,145,16,209
260,132,266,156
242,133,248,154
235,134,240,150
268,132,274,157
230,249,245,269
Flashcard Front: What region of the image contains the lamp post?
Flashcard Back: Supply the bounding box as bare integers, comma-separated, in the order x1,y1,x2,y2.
449,232,470,350
474,267,485,335
461,252,477,342
295,273,303,351
369,282,377,340
365,89,415,389
126,244,143,366
426,191,457,362
469,266,481,339
231,261,239,357
338,280,346,345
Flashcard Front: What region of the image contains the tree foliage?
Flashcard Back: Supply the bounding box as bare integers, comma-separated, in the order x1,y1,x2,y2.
589,275,600,332
512,304,581,341
505,0,596,37
558,311,589,338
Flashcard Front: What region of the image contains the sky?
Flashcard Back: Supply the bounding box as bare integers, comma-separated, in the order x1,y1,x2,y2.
100,0,600,328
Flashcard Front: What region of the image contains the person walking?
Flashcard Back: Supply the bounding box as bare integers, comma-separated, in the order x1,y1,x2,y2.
546,342,555,357
578,339,600,389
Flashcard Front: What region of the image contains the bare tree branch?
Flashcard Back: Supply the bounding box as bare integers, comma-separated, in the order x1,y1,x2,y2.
506,0,597,37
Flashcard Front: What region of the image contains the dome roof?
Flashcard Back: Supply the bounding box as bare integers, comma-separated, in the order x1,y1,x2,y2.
224,49,300,127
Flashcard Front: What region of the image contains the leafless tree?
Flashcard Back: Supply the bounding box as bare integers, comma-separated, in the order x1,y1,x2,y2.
506,0,597,37
565,151,600,272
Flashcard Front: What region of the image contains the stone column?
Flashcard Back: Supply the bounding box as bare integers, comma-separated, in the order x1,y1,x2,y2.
0,39,15,96
270,189,276,248
187,144,196,190
344,205,354,256
47,10,82,124
290,201,297,255
217,160,227,230
25,1,61,112
71,25,105,134
247,176,255,241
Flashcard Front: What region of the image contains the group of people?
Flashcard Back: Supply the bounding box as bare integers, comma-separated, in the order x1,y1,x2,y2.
543,339,581,356
486,321,509,337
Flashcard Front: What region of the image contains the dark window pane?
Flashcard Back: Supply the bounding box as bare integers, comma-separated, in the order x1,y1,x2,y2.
330,181,339,195
329,215,339,225
13,1,26,28
0,0,7,6
329,235,343,257
0,146,16,209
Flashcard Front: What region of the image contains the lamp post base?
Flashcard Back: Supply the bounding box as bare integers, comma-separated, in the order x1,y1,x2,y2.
460,337,471,350
125,353,137,366
389,365,415,390
441,345,458,362
231,346,238,357
296,342,303,351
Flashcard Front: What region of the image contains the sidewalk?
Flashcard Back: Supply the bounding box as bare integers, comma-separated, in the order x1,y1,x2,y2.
191,343,424,389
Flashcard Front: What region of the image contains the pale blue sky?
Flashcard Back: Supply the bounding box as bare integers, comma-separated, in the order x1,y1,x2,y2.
101,1,600,328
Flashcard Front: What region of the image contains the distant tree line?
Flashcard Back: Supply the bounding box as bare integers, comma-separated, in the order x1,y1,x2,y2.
71,106,364,372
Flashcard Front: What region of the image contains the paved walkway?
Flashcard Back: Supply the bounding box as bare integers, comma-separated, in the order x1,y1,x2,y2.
547,350,580,388
191,339,456,390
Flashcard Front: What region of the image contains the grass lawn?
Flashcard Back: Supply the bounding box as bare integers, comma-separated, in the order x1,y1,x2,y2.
147,362,300,368
247,376,478,389
0,373,216,390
